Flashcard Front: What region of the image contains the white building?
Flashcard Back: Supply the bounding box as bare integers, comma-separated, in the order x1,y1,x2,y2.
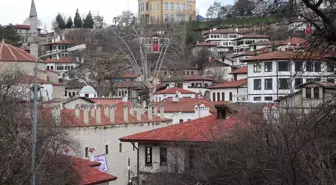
230,66,248,81
79,85,98,98
44,57,80,79
233,34,270,54
203,59,234,81
208,79,248,102
153,87,196,102
245,51,335,102
276,37,307,51
192,42,217,57
56,103,172,185
44,39,73,59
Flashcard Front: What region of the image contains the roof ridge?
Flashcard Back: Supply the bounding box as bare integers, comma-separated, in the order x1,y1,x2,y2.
5,43,17,60
9,44,31,61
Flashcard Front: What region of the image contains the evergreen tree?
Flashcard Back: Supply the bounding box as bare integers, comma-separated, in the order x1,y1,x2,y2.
56,13,66,29
74,9,83,28
0,24,21,46
66,17,73,28
83,11,94,28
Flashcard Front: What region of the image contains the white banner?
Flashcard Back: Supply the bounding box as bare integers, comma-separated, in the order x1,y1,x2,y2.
90,154,108,172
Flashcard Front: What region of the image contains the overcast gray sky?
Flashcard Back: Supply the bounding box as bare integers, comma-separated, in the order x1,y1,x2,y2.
0,0,233,28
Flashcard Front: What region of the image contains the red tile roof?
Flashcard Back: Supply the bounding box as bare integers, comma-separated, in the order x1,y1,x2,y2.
120,114,246,143
194,42,217,47
154,87,196,95
230,66,247,74
208,79,247,89
243,51,326,62
115,81,143,89
0,39,37,62
183,75,214,81
60,104,170,127
72,158,117,185
44,57,75,63
278,37,307,46
13,24,42,30
251,40,281,46
234,33,270,40
44,40,74,45
120,72,137,79
17,74,64,86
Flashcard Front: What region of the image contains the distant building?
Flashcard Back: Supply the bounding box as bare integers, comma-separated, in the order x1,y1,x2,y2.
208,79,248,102
233,33,270,54
79,85,98,98
138,0,196,23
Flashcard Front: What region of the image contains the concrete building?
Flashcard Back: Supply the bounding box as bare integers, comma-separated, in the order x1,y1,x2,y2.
57,103,172,185
138,0,196,23
43,57,80,79
244,51,335,102
208,79,248,102
233,34,270,54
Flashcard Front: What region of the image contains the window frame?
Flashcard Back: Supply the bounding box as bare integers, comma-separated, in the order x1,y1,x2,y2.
279,78,290,90
145,146,153,166
264,62,272,72
265,78,273,90
278,61,290,72
254,79,262,90
160,148,168,166
253,62,262,73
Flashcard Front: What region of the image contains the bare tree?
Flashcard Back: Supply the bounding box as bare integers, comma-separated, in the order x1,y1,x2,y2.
23,17,43,27
0,69,79,185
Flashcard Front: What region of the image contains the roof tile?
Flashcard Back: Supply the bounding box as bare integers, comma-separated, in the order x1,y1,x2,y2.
154,87,196,95
208,79,247,89
0,40,37,62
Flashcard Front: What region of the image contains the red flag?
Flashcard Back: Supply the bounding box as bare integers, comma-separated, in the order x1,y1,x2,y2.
153,43,159,52
306,26,311,35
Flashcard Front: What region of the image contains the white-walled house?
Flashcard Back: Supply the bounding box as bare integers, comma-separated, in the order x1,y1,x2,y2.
230,66,248,81
192,42,218,57
244,51,335,102
203,59,234,81
276,81,336,114
233,34,270,54
120,104,245,185
276,37,307,51
153,87,196,102
56,103,172,185
44,57,80,79
79,85,98,98
208,79,248,102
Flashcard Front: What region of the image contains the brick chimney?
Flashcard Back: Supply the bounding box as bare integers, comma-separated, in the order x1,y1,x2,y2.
104,104,109,117
160,104,164,119
52,105,61,126
215,104,229,119
110,104,116,123
123,104,128,122
148,105,153,120
96,104,102,124
90,105,95,118
136,105,141,121
83,105,89,125
75,104,80,118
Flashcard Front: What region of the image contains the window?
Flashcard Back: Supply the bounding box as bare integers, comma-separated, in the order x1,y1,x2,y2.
254,97,262,101
265,79,273,90
179,119,183,123
85,147,88,157
265,96,273,101
164,14,168,22
164,2,168,10
327,63,335,72
254,79,261,90
146,2,149,10
47,66,50,70
119,143,122,152
189,5,192,10
221,92,225,101
315,77,321,82
278,62,289,71
295,78,303,89
314,87,319,99
229,92,233,101
176,3,180,10
170,3,174,10
295,61,303,71
217,92,220,102
85,94,89,97
327,78,335,83
68,92,71,97
170,14,174,22
145,147,152,166
212,92,216,101
64,90,67,96
160,148,167,166
157,4,160,10
279,78,289,90
306,61,313,72
306,78,314,83
105,145,109,154
306,88,312,98
253,63,261,73
264,62,272,72
315,62,321,72
182,3,186,10
72,92,75,97
50,66,54,70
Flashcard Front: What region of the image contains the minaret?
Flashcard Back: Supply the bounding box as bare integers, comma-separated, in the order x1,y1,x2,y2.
29,0,39,58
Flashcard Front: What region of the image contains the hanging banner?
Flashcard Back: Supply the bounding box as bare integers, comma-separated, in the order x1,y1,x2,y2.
90,154,108,172
306,26,312,35
153,43,159,52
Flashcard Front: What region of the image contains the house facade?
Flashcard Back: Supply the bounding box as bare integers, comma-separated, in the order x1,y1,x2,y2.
153,87,196,102
208,79,248,102
233,34,270,54
44,57,80,79
245,51,335,102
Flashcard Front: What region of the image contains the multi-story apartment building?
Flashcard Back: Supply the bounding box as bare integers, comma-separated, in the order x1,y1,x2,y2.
244,51,335,102
138,0,196,23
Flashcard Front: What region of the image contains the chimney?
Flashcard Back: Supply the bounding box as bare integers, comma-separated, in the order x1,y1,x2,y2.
122,95,128,102
160,104,164,119
110,104,116,123
104,104,109,117
153,104,158,116
173,91,179,102
96,104,102,124
215,104,229,120
136,105,142,121
148,105,153,120
52,105,61,126
90,105,95,118
123,104,129,122
83,105,89,125
75,104,80,118
130,105,135,116
195,103,210,118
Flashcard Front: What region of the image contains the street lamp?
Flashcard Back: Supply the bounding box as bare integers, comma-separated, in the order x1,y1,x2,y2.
31,44,86,185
